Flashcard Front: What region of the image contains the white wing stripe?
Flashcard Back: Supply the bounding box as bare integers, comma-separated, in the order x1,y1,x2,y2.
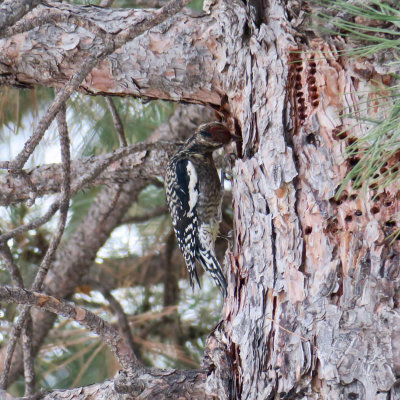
186,161,198,217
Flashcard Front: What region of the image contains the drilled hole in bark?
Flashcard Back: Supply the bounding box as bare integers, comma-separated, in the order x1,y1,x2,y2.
348,393,359,400
335,130,347,139
296,66,303,72
337,194,348,205
385,201,392,207
300,114,307,120
309,61,317,68
347,137,357,145
371,206,380,214
310,93,319,101
298,97,305,104
307,76,316,85
310,68,317,75
393,167,399,173
295,74,301,81
373,195,380,202
306,134,317,145
296,91,304,97
380,167,388,174
345,215,353,222
385,220,396,227
350,194,357,201
305,226,312,235
373,174,379,179
349,158,360,166
295,83,302,90
355,210,362,216
298,106,306,114
369,183,378,190
309,86,318,92
312,101,320,107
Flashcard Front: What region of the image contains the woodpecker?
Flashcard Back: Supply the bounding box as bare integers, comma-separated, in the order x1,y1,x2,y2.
164,122,239,296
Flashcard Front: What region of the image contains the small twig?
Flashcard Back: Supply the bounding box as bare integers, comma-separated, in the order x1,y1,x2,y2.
22,314,35,396
0,287,139,371
105,97,128,147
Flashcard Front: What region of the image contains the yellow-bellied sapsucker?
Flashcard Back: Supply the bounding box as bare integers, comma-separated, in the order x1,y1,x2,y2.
164,122,239,296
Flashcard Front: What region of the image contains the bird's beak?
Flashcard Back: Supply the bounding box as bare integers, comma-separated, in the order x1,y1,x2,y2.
230,133,242,142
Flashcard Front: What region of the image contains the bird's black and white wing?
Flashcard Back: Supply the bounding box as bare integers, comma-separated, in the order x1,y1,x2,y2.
165,157,200,288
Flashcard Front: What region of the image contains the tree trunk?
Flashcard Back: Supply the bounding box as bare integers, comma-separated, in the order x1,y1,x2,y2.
1,0,399,399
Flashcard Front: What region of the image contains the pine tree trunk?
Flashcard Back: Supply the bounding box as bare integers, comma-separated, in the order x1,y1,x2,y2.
204,2,400,399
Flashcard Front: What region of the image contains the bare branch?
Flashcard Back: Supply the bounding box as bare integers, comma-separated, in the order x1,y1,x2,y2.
0,241,26,391
0,102,214,207
0,0,41,33
0,8,109,39
22,314,35,396
1,369,210,399
0,287,138,371
0,145,175,207
31,100,71,290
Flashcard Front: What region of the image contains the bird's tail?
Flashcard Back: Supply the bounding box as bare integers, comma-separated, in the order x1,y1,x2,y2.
198,247,227,297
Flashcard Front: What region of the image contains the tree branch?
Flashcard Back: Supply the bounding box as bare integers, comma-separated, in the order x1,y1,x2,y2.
0,141,176,207
0,2,220,104
0,0,191,172
0,287,138,371
0,368,211,399
0,0,41,33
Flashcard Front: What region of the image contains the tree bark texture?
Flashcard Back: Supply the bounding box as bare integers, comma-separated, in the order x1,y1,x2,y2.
1,0,400,399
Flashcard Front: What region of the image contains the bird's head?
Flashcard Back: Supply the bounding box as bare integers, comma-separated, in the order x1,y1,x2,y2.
191,122,241,151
